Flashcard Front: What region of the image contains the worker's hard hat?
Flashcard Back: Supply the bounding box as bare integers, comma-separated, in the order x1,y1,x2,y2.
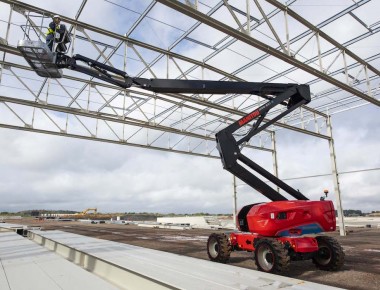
53,15,61,19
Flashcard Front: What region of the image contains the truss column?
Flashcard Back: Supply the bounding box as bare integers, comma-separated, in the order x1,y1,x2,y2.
232,175,238,229
364,65,373,97
271,131,280,192
316,32,323,72
46,78,51,103
0,3,13,83
246,0,250,35
71,25,77,57
326,115,346,236
284,9,290,56
122,39,128,139
86,81,90,111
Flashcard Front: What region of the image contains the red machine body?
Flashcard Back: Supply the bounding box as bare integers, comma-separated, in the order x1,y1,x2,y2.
229,200,336,254
230,232,319,253
237,200,336,236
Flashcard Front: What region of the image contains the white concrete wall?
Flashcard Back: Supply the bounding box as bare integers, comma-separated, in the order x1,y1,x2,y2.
157,216,209,226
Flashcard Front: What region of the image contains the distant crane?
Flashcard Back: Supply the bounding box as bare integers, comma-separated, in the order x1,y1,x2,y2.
80,208,97,215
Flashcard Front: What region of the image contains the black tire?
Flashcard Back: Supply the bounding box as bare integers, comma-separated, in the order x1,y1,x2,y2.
207,233,232,263
313,236,344,271
253,238,290,273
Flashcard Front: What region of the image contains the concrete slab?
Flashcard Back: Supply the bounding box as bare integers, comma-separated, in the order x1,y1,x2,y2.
343,217,380,228
29,230,344,290
0,222,25,229
0,231,118,290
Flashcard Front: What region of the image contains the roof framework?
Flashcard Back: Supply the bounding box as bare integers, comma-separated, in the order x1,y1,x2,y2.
0,0,379,158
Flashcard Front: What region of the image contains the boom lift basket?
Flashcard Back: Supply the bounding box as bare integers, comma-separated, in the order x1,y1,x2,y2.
17,39,63,78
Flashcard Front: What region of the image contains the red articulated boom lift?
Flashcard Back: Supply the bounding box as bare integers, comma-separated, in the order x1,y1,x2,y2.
17,40,345,274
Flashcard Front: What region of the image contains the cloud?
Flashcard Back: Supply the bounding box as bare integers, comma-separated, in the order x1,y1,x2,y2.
0,128,233,213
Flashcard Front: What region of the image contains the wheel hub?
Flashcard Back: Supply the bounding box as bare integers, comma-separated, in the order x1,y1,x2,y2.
257,245,274,271
316,245,332,265
208,239,219,258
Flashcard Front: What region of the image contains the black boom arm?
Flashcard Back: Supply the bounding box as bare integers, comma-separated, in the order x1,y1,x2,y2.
55,53,311,202
56,53,295,96
216,85,311,201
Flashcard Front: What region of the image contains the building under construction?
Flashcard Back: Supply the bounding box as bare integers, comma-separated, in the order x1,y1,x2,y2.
0,0,379,289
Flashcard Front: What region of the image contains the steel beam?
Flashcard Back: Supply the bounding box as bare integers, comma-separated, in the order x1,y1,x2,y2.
264,0,380,77
271,131,279,193
0,0,246,83
0,94,273,153
155,0,380,107
327,115,346,236
0,56,331,140
0,1,333,138
0,95,214,141
265,24,380,83
0,123,219,159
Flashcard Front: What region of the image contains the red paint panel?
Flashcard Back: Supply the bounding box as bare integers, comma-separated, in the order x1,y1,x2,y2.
240,200,336,236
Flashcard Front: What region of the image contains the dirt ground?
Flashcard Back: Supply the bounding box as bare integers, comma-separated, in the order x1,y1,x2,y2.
8,219,380,290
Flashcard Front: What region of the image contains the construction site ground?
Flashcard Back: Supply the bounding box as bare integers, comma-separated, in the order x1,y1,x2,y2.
6,218,380,290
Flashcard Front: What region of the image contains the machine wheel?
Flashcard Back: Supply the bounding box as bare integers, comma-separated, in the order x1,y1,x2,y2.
253,238,290,273
207,233,232,263
313,236,344,271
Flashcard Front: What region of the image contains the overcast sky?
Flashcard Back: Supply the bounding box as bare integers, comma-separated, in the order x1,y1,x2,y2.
0,0,379,214
0,104,378,214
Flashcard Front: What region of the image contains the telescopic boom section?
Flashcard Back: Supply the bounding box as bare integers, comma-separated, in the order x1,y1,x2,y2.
56,53,311,202
57,54,295,96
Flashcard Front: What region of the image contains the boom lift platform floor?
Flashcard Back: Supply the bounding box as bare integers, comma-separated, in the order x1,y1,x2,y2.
17,40,63,78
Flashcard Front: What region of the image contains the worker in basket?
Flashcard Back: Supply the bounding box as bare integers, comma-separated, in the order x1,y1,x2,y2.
46,15,70,52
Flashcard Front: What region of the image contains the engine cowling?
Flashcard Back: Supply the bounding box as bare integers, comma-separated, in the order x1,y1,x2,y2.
237,200,336,236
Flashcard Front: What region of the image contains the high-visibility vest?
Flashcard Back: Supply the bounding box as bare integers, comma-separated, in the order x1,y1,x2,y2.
47,27,54,35
46,23,60,35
